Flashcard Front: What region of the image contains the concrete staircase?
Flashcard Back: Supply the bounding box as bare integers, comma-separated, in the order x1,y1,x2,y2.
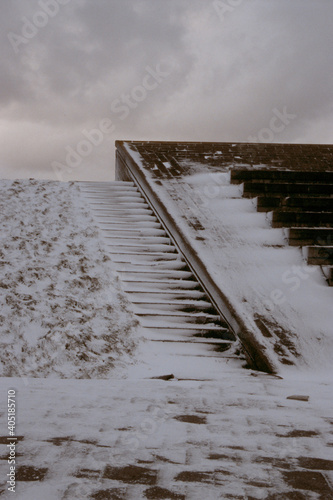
231,169,333,285
78,181,240,371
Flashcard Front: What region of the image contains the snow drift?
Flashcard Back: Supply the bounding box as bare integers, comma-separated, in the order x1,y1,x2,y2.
0,179,139,378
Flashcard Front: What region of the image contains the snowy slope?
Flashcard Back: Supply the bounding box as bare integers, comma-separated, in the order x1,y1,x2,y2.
0,179,139,378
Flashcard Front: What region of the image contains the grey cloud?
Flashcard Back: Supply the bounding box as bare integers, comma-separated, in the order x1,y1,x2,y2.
0,0,332,180
2,0,193,125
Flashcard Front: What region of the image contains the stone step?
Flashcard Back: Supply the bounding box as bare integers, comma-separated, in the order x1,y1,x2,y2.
146,335,234,347
135,311,224,325
84,192,143,199
287,228,333,246
231,169,333,184
95,228,166,237
96,208,154,215
141,340,241,358
257,196,333,213
272,210,333,228
123,280,201,291
99,221,161,228
126,290,207,300
80,181,134,187
256,196,283,212
243,182,333,198
142,324,234,340
148,337,234,352
88,196,147,204
103,236,171,245
93,202,151,209
96,215,158,222
105,244,177,253
80,187,139,193
79,180,237,352
143,322,231,334
122,274,195,283
131,300,216,313
88,197,145,204
118,270,193,280
81,182,137,187
305,246,333,265
281,197,333,212
114,261,189,271
112,253,185,263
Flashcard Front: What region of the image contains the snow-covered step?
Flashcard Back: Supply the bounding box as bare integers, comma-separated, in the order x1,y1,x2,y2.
93,198,147,204
88,198,144,205
122,280,199,290
138,340,242,358
103,236,171,245
94,203,151,209
118,270,193,279
78,180,238,361
113,254,185,264
149,338,233,348
96,215,158,222
129,299,215,312
104,240,173,249
86,189,145,196
149,336,233,346
126,290,207,301
84,186,137,190
95,202,151,208
141,321,231,332
140,326,233,340
82,189,140,196
105,247,176,256
103,237,171,246
99,221,161,228
135,311,222,324
80,180,134,186
89,198,147,205
96,208,154,215
96,228,166,237
81,185,138,191
107,252,179,260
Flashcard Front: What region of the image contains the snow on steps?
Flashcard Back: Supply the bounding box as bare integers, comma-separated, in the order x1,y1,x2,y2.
79,181,243,373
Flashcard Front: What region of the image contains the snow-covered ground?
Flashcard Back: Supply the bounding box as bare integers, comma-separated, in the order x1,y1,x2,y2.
0,364,333,499
0,178,332,499
0,179,139,378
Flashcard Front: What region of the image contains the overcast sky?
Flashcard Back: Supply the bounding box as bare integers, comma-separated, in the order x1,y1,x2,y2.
1,0,332,181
